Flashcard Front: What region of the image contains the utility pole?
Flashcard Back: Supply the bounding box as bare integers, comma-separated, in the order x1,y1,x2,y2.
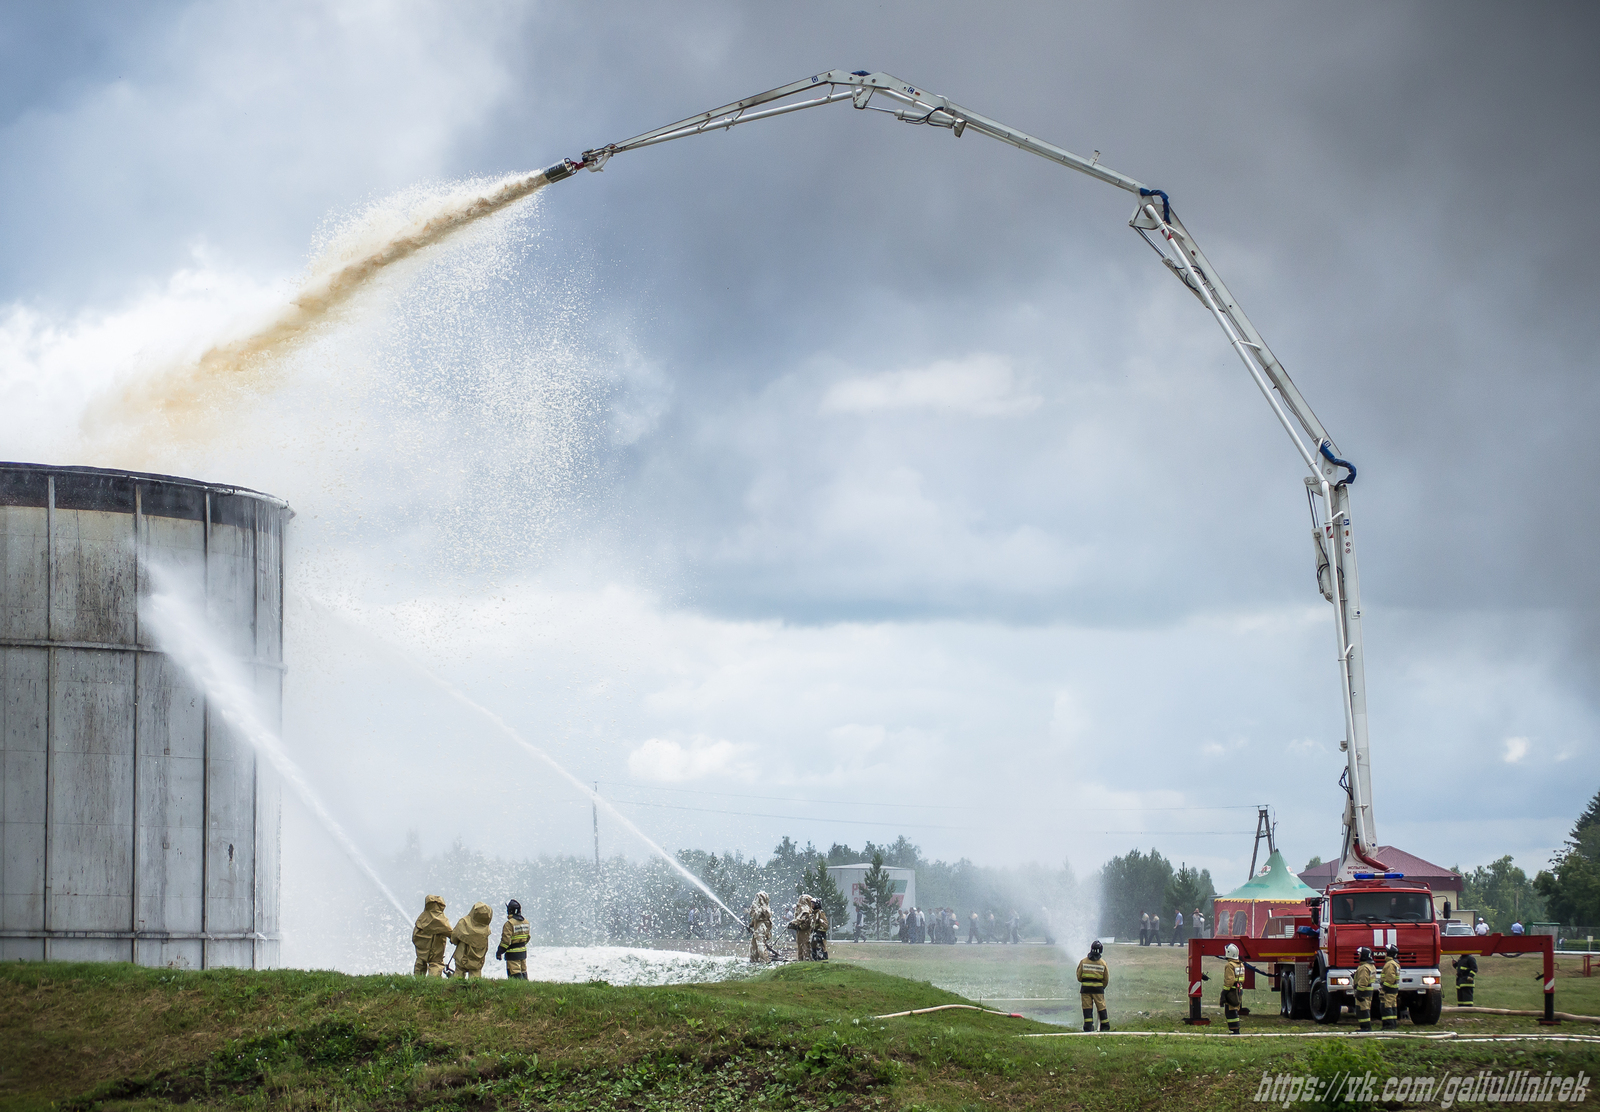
593,782,600,867
1248,806,1276,880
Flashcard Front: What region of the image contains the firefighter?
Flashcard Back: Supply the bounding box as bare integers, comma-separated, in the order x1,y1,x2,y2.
1452,950,1478,1006
411,894,452,977
496,899,531,980
1221,943,1245,1035
1380,942,1401,1029
788,895,814,961
1353,945,1377,1032
1076,940,1110,1031
749,891,775,963
811,896,830,960
448,901,495,980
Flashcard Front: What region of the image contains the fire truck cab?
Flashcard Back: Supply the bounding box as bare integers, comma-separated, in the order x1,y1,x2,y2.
1275,876,1444,1025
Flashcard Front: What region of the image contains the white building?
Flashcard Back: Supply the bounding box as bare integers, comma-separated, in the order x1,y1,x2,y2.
825,864,916,914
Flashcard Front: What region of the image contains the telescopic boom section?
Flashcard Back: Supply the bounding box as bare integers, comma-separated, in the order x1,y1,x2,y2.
544,69,1384,875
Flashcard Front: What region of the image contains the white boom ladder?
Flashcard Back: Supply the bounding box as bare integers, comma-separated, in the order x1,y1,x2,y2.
547,69,1385,875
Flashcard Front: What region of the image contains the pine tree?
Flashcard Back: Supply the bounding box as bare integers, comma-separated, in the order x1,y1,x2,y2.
861,852,897,939
802,857,848,932
1573,789,1600,841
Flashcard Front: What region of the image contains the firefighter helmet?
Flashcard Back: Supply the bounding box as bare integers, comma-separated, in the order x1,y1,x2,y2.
506,899,522,918
1089,940,1104,959
1386,942,1399,957
1356,946,1373,962
1224,943,1240,960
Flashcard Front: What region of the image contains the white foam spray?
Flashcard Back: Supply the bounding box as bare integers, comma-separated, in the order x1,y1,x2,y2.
141,564,410,921
83,170,551,462
301,594,747,925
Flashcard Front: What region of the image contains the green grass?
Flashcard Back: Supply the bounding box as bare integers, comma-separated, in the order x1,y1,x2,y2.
832,940,1600,1030
2,949,1598,1111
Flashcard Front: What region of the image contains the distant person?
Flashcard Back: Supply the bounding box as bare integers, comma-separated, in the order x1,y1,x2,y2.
1076,940,1111,1032
748,891,774,963
1511,921,1525,936
496,899,530,980
969,911,980,943
1139,912,1149,946
1452,951,1478,1006
788,894,815,960
853,902,865,943
811,896,830,960
1008,909,1021,944
1147,912,1161,946
411,894,453,977
1172,909,1184,947
1475,918,1490,936
448,901,494,981
1194,908,1206,939
987,911,997,941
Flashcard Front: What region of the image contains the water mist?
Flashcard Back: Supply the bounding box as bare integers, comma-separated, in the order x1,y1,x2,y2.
141,563,410,921
301,594,747,925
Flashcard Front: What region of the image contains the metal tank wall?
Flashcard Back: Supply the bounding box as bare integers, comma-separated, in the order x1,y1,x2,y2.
0,463,288,969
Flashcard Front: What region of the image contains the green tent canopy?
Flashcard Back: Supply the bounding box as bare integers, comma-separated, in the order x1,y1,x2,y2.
1219,849,1320,902
1214,850,1320,938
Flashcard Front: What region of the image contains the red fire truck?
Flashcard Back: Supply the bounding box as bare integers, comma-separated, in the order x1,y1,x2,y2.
1184,874,1557,1025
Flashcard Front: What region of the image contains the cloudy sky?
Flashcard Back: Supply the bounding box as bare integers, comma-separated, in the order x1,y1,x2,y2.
2,1,1596,911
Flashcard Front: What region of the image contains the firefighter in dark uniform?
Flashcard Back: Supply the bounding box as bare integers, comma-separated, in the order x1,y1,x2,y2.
1452,950,1478,1006
1221,943,1245,1035
1076,940,1110,1031
496,899,531,980
1353,946,1377,1032
1380,942,1401,1029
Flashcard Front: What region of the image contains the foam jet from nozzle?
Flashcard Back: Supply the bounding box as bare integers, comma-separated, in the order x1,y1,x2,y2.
541,148,609,183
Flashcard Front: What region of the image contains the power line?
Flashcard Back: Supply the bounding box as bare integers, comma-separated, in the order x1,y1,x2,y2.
598,780,1261,814
606,796,1250,837
607,797,976,830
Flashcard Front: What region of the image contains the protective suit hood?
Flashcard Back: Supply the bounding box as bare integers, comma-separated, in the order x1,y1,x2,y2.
448,901,496,975
414,895,450,936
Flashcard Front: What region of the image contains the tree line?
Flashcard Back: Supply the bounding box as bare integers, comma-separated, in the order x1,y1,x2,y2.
1096,848,1217,938
386,832,1085,946
1533,788,1600,931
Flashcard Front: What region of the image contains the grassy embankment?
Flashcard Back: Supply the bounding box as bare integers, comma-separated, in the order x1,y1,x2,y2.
4,944,1598,1111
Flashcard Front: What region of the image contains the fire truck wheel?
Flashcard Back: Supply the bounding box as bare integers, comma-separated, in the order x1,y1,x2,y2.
1278,967,1311,1019
1309,978,1338,1024
1408,990,1443,1026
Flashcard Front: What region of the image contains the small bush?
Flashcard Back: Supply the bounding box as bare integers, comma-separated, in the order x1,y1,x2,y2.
1303,1038,1387,1109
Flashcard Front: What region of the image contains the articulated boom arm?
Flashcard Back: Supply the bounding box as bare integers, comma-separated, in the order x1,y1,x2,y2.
547,69,1383,872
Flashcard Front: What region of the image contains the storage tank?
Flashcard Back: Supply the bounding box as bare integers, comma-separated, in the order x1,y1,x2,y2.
0,463,288,969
